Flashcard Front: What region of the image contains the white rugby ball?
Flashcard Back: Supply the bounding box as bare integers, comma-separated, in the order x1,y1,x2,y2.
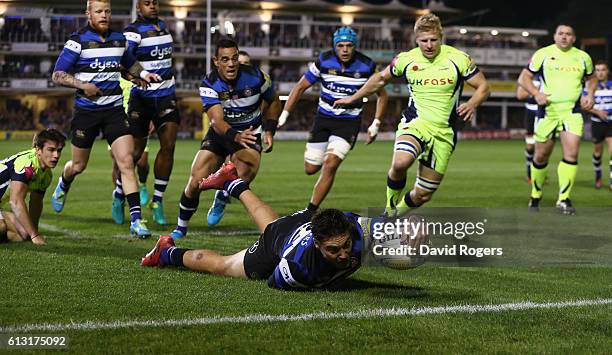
370,215,428,270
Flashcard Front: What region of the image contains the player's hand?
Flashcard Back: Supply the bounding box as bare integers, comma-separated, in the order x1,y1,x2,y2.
131,78,150,90
457,102,476,122
366,118,381,145
404,214,427,250
31,234,46,245
333,96,355,108
148,121,156,135
581,95,595,111
82,83,103,98
534,92,550,106
235,126,257,148
263,131,274,153
143,72,162,83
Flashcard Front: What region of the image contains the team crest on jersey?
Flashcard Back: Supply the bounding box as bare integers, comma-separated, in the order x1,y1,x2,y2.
354,72,361,78
88,41,99,49
248,241,259,253
147,30,157,37
243,88,252,96
131,111,140,119
412,65,419,71
219,92,230,101
329,69,337,75
112,41,120,47
75,129,85,138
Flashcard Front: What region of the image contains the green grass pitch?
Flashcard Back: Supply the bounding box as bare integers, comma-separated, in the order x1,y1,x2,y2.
0,139,611,353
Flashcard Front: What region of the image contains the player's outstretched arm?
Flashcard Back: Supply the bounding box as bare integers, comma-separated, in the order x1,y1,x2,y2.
278,76,313,127
28,191,44,233
458,72,490,122
366,86,389,144
9,181,44,245
334,66,392,109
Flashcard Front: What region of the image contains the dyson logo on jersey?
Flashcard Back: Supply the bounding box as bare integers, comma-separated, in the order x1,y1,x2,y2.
150,46,173,60
408,78,455,86
326,82,357,94
224,110,259,123
89,59,120,72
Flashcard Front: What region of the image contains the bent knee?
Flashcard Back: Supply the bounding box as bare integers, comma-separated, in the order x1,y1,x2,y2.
304,163,321,175
413,190,433,205
71,161,88,174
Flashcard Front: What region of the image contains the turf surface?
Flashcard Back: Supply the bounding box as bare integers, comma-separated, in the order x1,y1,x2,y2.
0,139,610,354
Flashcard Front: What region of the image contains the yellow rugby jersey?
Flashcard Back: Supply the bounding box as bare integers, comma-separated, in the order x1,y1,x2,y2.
0,149,52,205
390,45,479,128
527,44,593,110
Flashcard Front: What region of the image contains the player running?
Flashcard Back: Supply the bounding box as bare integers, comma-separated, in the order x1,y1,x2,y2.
518,24,597,214
334,14,489,214
113,0,179,225
141,162,426,290
277,26,387,212
50,0,161,238
586,61,612,189
110,76,152,225
0,129,66,245
169,38,281,238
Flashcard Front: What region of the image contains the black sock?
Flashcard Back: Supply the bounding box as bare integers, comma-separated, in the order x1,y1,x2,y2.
161,247,189,267
223,179,249,199
404,192,419,208
387,176,407,190
138,164,149,184
126,192,142,221
307,202,319,211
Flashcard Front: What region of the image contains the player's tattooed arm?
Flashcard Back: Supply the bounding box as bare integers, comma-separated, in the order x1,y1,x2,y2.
52,71,102,97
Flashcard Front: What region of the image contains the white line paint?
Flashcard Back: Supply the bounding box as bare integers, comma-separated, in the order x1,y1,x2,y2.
1,298,610,333
39,223,131,241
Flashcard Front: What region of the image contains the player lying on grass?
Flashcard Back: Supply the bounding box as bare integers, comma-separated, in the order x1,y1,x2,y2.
142,162,427,290
0,129,66,245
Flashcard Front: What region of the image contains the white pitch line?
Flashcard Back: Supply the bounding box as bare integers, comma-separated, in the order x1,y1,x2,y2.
1,298,610,333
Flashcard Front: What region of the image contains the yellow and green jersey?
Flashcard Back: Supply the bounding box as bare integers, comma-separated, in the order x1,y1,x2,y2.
0,148,52,205
527,44,593,114
120,78,133,114
390,45,479,128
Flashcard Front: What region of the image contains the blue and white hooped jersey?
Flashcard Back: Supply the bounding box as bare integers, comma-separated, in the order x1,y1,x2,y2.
199,65,275,131
54,25,136,111
268,212,363,290
525,79,541,113
587,80,612,122
124,18,175,98
304,50,376,120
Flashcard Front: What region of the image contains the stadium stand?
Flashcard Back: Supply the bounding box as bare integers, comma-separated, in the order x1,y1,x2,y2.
0,0,548,138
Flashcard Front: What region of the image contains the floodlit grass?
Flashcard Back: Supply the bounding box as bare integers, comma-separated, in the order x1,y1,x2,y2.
0,139,610,353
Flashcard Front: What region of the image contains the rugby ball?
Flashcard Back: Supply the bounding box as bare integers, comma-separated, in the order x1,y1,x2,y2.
370,215,427,270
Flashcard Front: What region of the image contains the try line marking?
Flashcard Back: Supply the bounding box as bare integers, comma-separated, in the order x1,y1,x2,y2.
1,298,610,333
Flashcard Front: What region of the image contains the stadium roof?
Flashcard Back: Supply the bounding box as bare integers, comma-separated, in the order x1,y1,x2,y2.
0,0,465,19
